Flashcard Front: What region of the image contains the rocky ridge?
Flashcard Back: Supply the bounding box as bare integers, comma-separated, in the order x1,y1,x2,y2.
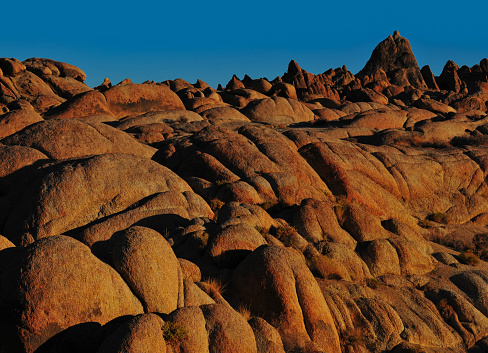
1,32,488,352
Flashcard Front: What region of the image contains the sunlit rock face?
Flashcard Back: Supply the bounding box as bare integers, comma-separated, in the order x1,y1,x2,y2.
1,32,488,352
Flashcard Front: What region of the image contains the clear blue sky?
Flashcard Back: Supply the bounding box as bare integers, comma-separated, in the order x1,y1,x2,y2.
3,1,487,88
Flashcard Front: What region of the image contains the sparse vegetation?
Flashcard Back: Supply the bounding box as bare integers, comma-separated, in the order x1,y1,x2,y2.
365,277,381,289
304,245,344,280
215,178,234,186
258,200,278,211
209,198,224,212
473,233,488,261
427,212,449,224
201,278,226,300
236,304,252,321
195,231,209,250
458,250,480,266
333,198,349,226
274,225,302,249
162,321,187,345
339,327,366,348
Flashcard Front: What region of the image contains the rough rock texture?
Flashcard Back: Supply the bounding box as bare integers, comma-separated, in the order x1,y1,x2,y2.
0,236,143,353
110,226,184,313
201,303,257,353
2,32,488,353
233,245,341,352
2,153,194,245
96,313,166,353
357,30,427,89
1,119,156,159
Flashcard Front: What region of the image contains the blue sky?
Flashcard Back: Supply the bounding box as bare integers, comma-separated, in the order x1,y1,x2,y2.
3,1,488,88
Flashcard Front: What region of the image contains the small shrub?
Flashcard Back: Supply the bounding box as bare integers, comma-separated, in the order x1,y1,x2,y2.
473,233,488,260
258,200,278,211
365,277,380,289
201,278,226,300
339,326,366,347
215,178,234,186
427,212,449,224
333,199,349,225
162,322,187,345
209,199,224,212
196,231,209,250
458,250,480,266
236,304,252,321
419,218,431,228
274,225,301,249
304,246,344,280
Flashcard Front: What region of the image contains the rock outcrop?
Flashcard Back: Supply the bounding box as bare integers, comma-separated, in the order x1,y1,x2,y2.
2,31,488,353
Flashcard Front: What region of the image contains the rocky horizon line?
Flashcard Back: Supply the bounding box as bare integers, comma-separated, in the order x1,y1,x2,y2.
2,31,488,353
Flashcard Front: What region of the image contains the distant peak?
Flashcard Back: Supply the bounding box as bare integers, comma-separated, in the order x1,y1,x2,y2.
288,60,302,75
357,32,426,89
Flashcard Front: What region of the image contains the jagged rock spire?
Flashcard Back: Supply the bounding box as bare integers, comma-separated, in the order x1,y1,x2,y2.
357,31,427,89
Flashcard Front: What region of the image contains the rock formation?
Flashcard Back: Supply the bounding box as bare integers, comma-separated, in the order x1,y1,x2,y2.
1,32,488,352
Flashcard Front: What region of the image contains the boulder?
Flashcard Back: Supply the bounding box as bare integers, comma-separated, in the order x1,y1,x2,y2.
75,190,213,246
206,223,267,267
23,58,87,81
0,108,43,139
249,317,286,353
0,144,47,179
201,303,257,353
103,83,185,118
0,58,26,76
1,119,156,159
199,106,250,125
111,226,184,313
225,75,245,91
291,198,356,247
165,306,209,353
3,153,193,245
233,245,340,352
0,236,143,353
96,314,166,353
116,109,203,131
9,70,65,112
44,90,113,120
241,96,315,125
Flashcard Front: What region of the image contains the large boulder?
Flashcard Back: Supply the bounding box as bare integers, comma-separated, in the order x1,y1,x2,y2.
110,226,184,313
1,119,156,159
2,153,193,245
0,108,43,139
201,303,257,353
165,306,209,353
249,317,286,353
241,96,315,125
0,236,143,353
96,314,166,353
0,144,47,179
44,90,113,120
233,245,340,352
103,83,185,118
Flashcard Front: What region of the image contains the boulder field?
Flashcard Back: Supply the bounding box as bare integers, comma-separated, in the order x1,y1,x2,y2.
2,32,488,352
